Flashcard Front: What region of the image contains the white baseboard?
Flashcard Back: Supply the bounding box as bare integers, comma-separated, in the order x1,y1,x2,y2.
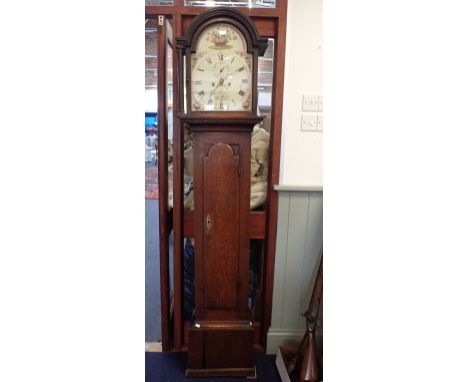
145,342,162,352
266,328,323,355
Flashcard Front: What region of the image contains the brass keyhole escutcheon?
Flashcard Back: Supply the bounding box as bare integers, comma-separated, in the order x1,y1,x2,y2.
206,214,212,232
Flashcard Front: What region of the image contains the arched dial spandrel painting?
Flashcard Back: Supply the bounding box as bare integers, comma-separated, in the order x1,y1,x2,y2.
191,24,253,111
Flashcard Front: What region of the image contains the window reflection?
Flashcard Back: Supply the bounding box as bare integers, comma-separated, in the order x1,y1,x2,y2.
145,20,158,199
257,38,274,133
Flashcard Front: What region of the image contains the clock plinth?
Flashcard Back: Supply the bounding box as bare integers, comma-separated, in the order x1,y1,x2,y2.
186,321,255,377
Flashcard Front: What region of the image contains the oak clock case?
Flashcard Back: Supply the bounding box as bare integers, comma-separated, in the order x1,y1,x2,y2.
176,8,268,378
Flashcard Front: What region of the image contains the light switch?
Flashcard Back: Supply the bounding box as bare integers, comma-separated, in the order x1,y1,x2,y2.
301,114,318,131
303,95,319,111
316,114,323,131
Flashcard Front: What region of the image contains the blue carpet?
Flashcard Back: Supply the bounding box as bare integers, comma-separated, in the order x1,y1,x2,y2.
146,352,282,382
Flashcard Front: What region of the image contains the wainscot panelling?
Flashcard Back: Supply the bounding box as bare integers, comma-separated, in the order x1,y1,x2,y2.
266,188,323,354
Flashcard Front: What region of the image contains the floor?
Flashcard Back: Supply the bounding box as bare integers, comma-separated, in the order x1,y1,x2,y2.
145,352,282,382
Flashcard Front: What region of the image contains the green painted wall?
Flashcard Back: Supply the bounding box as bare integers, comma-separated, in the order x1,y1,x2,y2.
267,190,323,354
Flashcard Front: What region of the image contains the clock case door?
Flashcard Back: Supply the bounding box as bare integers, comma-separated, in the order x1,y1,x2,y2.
177,8,268,377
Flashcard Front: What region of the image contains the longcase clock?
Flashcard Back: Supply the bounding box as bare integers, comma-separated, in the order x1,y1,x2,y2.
176,8,268,377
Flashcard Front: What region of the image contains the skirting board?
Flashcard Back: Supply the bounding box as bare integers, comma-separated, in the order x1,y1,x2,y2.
145,342,162,352
266,329,323,355
274,185,323,192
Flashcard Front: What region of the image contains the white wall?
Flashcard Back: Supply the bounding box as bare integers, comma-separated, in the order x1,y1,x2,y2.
280,0,323,187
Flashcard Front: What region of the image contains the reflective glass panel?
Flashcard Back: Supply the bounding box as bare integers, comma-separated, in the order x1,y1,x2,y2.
145,19,158,199
257,38,274,132
251,38,274,211
145,19,160,342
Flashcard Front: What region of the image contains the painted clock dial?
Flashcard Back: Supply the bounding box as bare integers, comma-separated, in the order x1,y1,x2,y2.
191,23,253,112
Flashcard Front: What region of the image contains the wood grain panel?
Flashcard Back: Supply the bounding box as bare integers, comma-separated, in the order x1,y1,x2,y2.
184,210,266,239
249,211,266,239
202,143,240,309
204,329,254,369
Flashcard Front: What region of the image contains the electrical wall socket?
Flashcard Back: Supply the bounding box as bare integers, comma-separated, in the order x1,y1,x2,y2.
302,95,320,111
301,114,318,131
316,114,323,131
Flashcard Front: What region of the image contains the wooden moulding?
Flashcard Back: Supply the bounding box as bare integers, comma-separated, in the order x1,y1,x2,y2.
156,16,171,351
181,15,276,38
183,319,264,352
178,112,264,126
262,0,289,348
176,8,269,56
172,13,185,351
146,5,281,19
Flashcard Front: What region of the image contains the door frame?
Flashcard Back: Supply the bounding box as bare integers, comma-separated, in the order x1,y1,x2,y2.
146,0,288,351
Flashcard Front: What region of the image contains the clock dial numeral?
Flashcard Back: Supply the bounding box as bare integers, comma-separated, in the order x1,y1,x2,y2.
192,46,252,111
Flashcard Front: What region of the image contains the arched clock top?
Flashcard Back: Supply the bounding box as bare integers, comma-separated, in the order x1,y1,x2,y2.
177,8,268,113
176,8,268,55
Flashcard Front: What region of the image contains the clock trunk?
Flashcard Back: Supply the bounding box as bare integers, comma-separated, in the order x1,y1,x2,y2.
181,115,262,377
